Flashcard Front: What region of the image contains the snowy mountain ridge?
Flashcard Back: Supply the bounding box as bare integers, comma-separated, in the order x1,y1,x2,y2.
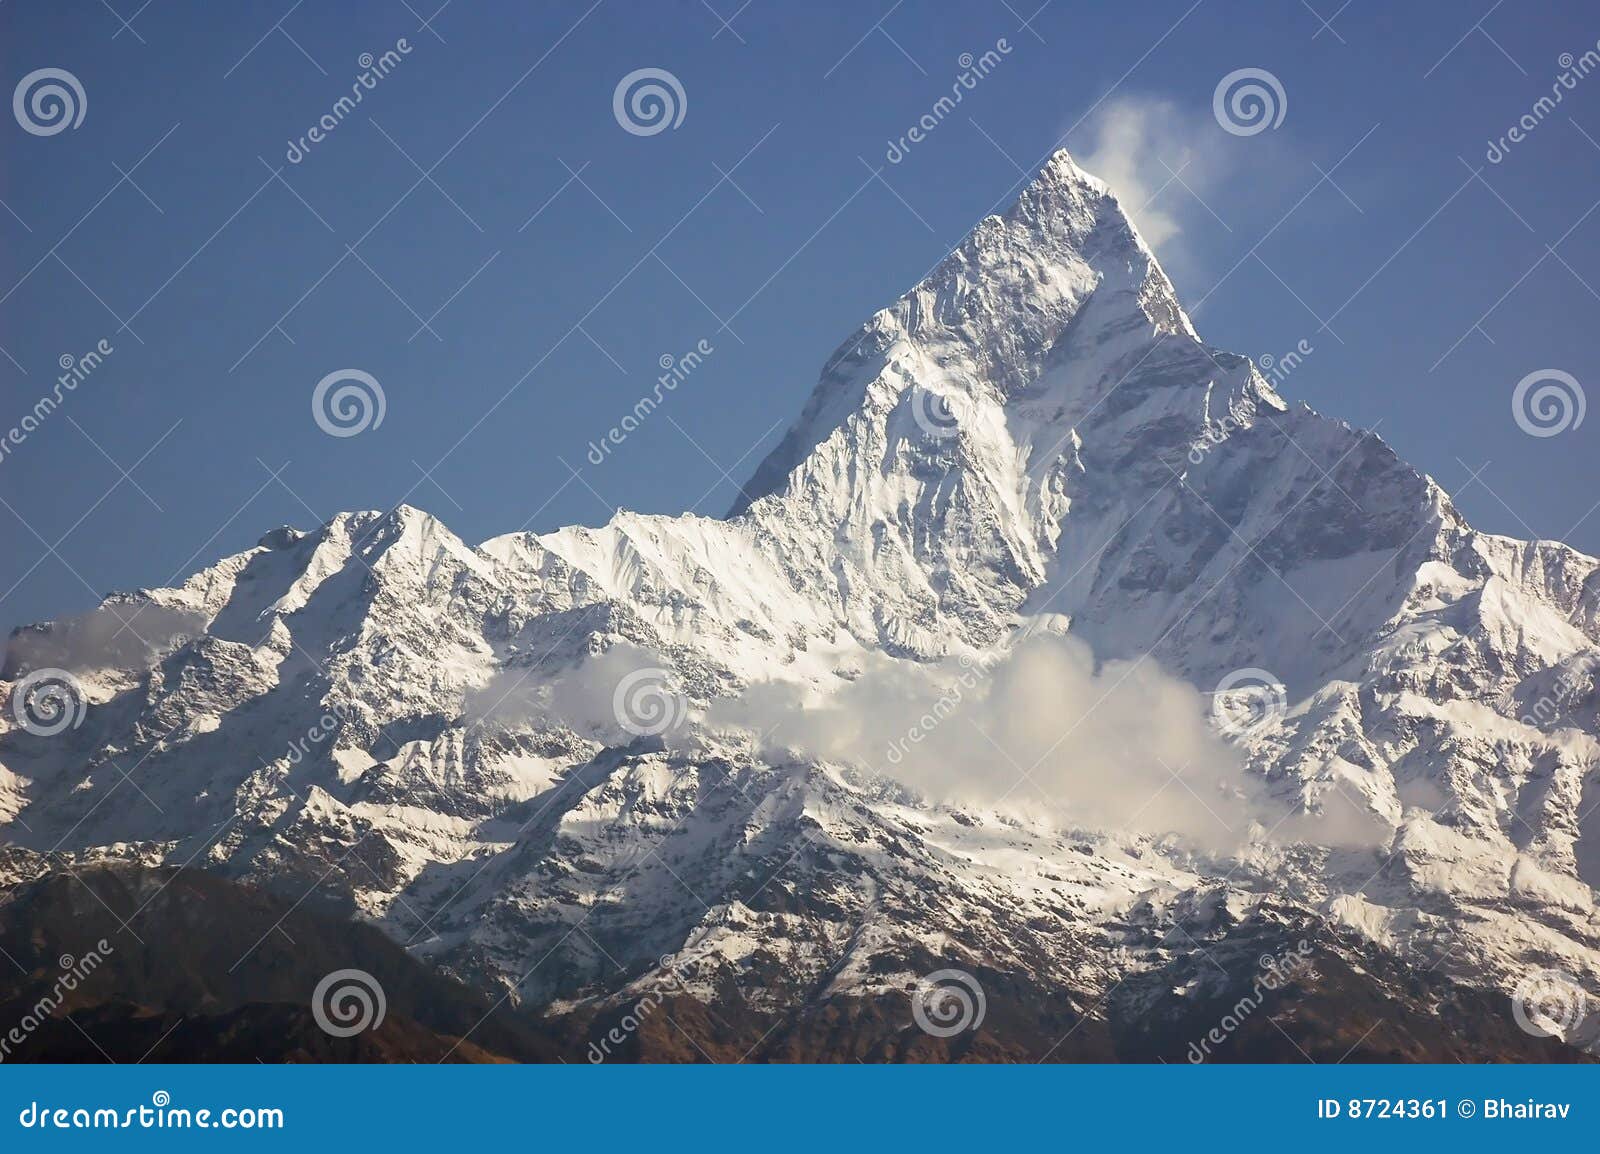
3,149,1599,1054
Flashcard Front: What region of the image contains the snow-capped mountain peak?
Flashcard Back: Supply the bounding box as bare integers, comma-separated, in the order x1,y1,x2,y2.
3,148,1598,1052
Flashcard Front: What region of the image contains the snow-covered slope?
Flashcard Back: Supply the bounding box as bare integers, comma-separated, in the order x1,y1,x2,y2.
3,150,1598,1052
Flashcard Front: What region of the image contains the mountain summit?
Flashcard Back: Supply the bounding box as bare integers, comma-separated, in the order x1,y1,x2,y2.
3,149,1598,1058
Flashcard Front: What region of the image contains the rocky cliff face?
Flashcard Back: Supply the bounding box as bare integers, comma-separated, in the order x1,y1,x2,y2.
3,149,1598,1056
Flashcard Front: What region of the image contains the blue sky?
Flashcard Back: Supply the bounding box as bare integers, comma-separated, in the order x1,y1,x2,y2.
1,0,1597,637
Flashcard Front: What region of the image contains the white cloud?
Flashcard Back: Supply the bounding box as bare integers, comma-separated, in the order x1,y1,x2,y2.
1076,94,1221,253
3,601,208,676
470,633,1387,853
464,641,689,745
714,634,1389,852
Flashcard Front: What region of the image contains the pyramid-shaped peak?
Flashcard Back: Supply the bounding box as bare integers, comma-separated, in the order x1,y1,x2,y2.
1036,146,1112,194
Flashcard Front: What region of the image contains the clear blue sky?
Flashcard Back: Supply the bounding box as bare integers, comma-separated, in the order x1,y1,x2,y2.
2,0,1597,637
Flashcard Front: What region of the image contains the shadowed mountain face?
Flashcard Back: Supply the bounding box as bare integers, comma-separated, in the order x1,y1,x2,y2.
0,867,1582,1063
2,150,1599,1061
552,919,1594,1064
0,866,555,1062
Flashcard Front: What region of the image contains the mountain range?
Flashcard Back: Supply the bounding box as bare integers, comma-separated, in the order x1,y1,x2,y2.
3,149,1597,1061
